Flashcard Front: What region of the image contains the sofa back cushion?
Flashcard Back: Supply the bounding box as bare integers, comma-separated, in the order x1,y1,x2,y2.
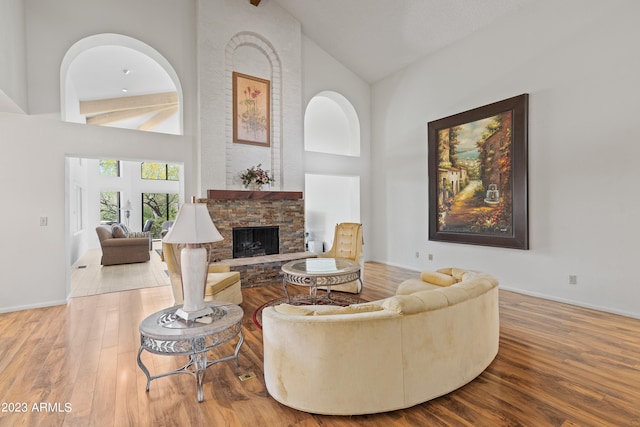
384,274,498,315
111,224,127,238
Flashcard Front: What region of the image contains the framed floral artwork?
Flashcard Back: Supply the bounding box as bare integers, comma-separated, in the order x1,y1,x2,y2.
233,72,270,146
427,94,529,249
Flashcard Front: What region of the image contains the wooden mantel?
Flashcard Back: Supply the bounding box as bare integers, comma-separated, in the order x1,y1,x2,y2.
207,190,303,200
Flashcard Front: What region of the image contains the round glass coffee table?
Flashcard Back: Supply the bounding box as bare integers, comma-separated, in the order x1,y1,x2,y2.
137,302,244,402
281,257,362,303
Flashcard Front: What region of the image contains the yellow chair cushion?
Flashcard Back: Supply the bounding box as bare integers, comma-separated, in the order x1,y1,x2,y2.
205,271,241,296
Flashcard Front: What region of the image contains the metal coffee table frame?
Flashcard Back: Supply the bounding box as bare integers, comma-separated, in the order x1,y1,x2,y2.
137,302,244,402
281,257,362,303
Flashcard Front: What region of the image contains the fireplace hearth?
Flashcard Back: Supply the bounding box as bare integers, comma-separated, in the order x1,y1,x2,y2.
233,226,279,258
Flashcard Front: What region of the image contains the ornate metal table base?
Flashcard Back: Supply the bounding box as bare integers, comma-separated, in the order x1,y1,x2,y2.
281,258,362,303
137,303,244,402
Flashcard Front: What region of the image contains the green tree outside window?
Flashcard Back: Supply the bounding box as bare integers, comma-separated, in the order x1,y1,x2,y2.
142,193,179,238
100,160,120,177
100,191,120,223
141,162,180,181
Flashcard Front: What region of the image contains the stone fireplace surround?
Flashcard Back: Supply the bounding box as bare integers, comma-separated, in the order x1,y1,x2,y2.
204,190,314,288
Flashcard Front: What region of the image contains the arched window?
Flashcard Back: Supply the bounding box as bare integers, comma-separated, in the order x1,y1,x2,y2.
304,91,360,157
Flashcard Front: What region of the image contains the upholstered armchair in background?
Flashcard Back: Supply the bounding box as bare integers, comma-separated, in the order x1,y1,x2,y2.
318,222,363,293
162,242,243,305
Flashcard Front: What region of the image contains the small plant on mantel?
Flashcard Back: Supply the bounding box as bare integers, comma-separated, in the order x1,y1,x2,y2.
240,163,275,190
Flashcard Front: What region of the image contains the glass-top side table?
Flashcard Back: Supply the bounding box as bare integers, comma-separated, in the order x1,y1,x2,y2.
281,257,361,303
137,302,244,402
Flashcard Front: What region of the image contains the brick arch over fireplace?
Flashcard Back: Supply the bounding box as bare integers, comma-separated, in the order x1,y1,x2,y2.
225,32,282,189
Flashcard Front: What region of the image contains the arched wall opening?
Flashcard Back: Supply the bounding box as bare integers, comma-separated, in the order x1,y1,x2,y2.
60,33,183,135
304,91,360,157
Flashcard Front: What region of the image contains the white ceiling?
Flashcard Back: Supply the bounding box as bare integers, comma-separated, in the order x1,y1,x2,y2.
66,0,540,132
273,0,538,83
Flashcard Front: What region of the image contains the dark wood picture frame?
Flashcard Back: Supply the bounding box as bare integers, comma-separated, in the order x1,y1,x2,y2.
232,72,270,146
428,94,529,249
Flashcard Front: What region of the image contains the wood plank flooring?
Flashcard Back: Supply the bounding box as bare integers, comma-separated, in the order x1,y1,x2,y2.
1,262,639,426
70,244,169,297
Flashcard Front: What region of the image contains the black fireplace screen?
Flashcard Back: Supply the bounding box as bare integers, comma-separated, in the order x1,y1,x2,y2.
232,226,279,258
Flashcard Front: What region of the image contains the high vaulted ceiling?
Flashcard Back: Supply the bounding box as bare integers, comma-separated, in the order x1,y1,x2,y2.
65,0,540,133
273,0,539,83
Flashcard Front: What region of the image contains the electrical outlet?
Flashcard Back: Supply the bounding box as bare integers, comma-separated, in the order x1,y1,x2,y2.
40,217,48,226
428,254,433,261
415,251,420,258
569,275,577,285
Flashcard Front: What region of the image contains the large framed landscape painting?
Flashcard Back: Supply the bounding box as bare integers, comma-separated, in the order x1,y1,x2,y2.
233,72,270,146
428,94,529,249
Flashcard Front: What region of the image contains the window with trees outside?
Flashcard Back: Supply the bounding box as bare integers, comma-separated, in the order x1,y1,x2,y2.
99,160,120,177
141,162,180,181
142,193,179,238
100,191,120,223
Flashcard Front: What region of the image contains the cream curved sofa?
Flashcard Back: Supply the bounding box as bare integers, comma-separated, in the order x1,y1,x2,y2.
262,267,499,415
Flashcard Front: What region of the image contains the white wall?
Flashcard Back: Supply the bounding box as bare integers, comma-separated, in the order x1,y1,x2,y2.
24,0,196,123
0,113,193,313
302,36,371,259
197,0,304,192
0,0,27,112
0,0,198,313
67,156,89,265
305,174,360,250
371,0,640,318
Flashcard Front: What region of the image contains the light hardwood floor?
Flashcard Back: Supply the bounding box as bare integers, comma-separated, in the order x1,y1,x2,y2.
70,242,169,297
1,262,639,426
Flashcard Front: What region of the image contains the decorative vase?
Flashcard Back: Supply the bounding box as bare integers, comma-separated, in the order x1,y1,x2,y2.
250,182,263,191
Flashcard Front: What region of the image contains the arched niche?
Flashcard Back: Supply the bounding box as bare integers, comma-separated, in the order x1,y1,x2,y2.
304,91,360,157
60,33,183,135
225,32,282,188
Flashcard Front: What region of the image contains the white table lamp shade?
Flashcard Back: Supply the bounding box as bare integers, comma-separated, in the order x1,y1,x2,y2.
163,203,223,244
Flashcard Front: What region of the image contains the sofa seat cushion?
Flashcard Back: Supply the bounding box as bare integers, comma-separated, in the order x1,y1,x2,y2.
205,271,241,296
274,304,315,316
274,303,384,317
314,304,383,316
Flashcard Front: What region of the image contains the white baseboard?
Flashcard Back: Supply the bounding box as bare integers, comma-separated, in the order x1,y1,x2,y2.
499,286,640,320
366,259,639,320
0,299,68,314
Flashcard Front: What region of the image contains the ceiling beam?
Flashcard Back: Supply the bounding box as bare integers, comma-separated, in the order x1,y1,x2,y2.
86,103,178,126
250,0,261,6
137,106,179,131
79,91,178,115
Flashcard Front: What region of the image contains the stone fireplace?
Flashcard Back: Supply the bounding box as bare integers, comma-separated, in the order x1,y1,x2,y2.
204,190,305,262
